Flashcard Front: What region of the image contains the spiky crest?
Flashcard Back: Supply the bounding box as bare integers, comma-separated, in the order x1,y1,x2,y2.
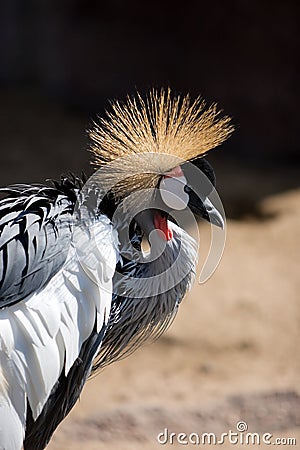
89,88,233,199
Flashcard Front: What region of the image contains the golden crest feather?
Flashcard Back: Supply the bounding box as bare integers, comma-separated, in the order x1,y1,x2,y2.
89,88,233,198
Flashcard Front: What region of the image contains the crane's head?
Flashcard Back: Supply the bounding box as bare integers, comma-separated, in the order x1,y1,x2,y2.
90,88,232,247
130,157,223,250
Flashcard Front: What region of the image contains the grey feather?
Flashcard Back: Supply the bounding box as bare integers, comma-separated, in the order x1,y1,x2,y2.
0,183,76,307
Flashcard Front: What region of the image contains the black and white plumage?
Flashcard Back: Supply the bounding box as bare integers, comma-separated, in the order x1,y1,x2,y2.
0,177,119,449
0,89,232,450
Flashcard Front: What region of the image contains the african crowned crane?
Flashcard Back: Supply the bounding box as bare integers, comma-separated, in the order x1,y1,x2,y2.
0,89,233,450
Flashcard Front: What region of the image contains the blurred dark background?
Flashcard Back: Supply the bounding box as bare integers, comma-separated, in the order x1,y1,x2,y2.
0,0,299,218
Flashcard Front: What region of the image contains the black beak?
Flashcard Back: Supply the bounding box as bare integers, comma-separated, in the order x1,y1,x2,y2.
188,194,225,229
201,197,225,229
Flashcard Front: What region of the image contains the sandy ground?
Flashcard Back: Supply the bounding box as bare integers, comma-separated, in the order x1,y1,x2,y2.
46,188,300,450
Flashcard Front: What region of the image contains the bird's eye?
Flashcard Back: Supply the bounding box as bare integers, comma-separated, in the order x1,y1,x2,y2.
184,185,192,194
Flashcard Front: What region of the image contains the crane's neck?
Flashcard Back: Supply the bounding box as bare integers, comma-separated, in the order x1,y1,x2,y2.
92,220,198,372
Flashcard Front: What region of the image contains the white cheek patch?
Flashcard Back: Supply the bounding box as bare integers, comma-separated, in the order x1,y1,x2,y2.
159,175,189,210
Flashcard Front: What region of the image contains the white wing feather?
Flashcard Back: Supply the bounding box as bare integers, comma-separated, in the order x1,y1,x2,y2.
0,215,118,449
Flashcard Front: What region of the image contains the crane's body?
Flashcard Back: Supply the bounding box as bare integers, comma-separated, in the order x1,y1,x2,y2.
0,89,232,449
0,180,117,448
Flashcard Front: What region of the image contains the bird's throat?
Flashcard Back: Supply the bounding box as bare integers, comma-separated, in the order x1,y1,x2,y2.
154,212,173,241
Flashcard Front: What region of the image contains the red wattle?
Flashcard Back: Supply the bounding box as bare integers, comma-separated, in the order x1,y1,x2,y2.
154,214,173,241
